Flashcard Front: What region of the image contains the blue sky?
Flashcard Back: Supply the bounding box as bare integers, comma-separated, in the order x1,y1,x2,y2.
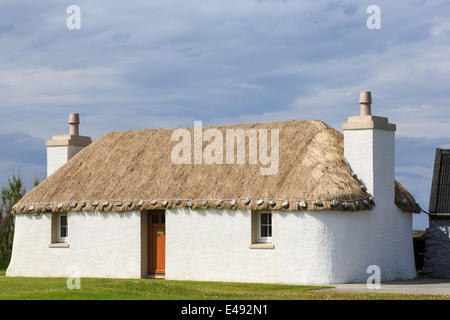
1,0,449,229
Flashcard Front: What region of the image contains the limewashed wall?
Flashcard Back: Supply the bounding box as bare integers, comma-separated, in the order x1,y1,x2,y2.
166,207,415,285
7,210,143,278
7,205,415,283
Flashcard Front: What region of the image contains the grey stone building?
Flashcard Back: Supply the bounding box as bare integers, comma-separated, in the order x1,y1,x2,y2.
424,148,450,278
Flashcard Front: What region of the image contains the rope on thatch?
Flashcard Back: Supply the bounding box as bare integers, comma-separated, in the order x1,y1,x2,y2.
394,180,422,213
13,195,375,214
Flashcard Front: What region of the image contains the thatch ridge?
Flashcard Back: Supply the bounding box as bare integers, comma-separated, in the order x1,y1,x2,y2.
12,120,420,214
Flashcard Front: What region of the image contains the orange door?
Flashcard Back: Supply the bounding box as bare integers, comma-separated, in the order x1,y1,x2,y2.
148,211,165,275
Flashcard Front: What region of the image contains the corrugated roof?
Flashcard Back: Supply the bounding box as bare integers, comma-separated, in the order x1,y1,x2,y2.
429,149,450,214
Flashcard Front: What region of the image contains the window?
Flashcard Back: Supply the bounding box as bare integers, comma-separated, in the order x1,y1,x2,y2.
151,212,165,224
50,213,69,247
250,211,274,249
58,213,68,242
257,212,272,243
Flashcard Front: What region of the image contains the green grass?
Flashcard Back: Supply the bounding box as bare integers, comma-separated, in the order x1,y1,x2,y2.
0,274,448,300
0,276,325,300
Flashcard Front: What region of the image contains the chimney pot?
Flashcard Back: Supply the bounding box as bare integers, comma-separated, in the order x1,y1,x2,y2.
359,91,372,116
69,113,80,136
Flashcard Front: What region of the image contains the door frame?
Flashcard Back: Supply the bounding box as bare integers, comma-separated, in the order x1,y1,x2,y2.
147,210,166,277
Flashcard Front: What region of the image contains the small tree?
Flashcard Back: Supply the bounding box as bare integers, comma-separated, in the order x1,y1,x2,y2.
0,173,25,268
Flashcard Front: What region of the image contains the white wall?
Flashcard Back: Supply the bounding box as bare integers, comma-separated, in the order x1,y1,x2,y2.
8,206,415,284
166,207,416,285
166,208,275,283
47,145,85,177
7,211,143,278
343,128,395,203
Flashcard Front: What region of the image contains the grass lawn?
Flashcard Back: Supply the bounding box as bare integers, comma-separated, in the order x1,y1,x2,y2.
0,274,448,300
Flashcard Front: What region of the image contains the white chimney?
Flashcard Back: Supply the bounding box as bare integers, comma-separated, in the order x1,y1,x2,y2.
342,92,416,280
342,92,396,204
46,113,91,177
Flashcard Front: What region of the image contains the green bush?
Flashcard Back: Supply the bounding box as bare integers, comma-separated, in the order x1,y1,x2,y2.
0,253,10,270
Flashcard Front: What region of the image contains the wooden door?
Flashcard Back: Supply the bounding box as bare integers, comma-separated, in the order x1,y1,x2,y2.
148,210,165,275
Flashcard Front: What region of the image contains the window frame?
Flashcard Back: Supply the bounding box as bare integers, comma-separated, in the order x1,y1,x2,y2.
256,211,272,243
250,210,274,249
49,212,70,248
57,213,68,243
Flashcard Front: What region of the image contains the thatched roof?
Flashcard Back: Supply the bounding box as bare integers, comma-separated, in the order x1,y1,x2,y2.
12,120,420,214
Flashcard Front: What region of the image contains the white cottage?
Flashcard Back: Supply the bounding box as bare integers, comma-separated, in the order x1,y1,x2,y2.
7,92,420,284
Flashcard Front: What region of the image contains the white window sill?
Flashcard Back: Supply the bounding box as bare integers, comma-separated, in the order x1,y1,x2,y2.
49,242,70,248
249,243,274,249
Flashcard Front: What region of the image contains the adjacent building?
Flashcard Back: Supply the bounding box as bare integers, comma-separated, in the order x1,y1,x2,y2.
424,148,450,278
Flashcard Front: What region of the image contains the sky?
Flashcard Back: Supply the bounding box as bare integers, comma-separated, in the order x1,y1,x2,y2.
1,0,449,230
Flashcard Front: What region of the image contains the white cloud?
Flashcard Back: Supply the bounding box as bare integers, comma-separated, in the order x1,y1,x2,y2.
430,19,450,37
388,105,450,139
396,165,433,179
